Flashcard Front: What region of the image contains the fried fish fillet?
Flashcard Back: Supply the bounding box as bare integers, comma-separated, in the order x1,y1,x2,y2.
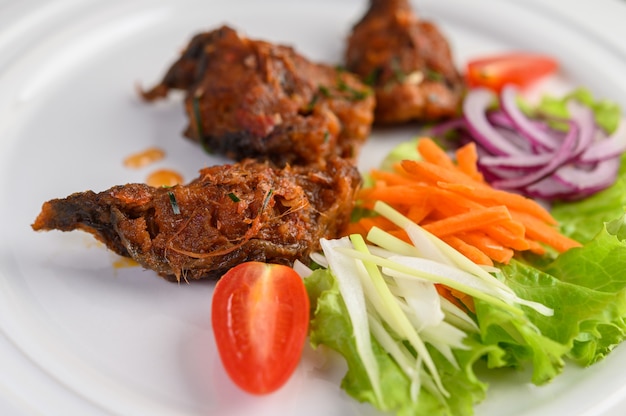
32,158,361,282
346,0,464,124
140,25,374,167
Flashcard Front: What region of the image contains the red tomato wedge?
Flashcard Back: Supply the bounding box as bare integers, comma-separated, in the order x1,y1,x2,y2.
465,53,558,92
211,261,310,395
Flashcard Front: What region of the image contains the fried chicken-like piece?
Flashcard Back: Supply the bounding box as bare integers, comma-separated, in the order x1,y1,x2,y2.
346,0,464,124
32,158,361,282
140,25,374,167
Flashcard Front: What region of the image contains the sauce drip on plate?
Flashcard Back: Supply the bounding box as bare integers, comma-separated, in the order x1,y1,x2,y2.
146,169,184,187
124,147,165,168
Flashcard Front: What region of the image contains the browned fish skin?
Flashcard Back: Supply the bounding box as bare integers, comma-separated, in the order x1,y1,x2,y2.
346,0,464,124
32,158,361,282
141,25,375,167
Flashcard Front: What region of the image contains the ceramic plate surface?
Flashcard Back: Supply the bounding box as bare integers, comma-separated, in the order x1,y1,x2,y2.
2,1,626,415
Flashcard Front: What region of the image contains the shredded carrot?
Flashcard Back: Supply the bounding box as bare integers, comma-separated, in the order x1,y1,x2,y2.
437,182,557,225
416,137,457,170
422,205,511,238
458,231,515,264
406,201,432,224
350,137,581,265
442,235,494,266
436,284,475,313
455,142,483,182
510,210,581,252
401,159,485,189
370,169,416,186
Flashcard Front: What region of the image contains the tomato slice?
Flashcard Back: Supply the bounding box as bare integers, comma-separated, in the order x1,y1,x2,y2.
465,53,558,92
211,261,310,395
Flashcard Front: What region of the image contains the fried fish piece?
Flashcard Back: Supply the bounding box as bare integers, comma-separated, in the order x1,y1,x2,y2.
140,25,374,167
345,0,464,124
32,158,361,282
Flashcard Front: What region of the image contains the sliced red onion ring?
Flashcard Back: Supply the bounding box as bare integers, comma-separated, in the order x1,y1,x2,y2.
478,165,525,180
527,157,621,200
523,175,578,200
492,121,579,189
566,100,596,158
479,152,553,169
430,85,625,201
463,88,523,156
579,117,626,163
429,117,467,137
500,85,561,151
553,157,620,190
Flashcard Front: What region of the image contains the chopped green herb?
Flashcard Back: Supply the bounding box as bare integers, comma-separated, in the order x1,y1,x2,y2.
228,192,241,202
323,131,330,143
261,189,274,213
425,69,444,82
318,85,332,98
192,92,213,154
337,78,371,101
168,191,181,215
305,94,319,113
317,81,370,103
364,67,383,86
337,78,350,93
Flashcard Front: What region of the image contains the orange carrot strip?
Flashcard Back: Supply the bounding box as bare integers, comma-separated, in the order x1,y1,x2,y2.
449,287,476,313
401,159,488,189
355,138,577,265
358,215,397,234
388,229,412,244
526,239,547,255
437,182,557,225
436,284,475,313
426,187,486,214
417,137,457,170
459,232,515,264
344,221,368,238
369,169,417,186
406,201,432,224
510,211,582,253
359,185,433,206
455,142,484,182
442,235,494,266
422,205,512,237
483,223,531,251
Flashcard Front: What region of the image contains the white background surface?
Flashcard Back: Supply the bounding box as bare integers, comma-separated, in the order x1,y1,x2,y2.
2,0,626,415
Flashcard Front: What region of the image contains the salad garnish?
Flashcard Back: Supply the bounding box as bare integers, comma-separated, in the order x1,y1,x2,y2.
429,85,626,201
465,53,558,92
349,137,579,266
212,261,310,394
304,128,626,415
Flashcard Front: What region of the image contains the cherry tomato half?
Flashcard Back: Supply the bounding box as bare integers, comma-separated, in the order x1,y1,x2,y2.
211,261,310,395
465,53,559,92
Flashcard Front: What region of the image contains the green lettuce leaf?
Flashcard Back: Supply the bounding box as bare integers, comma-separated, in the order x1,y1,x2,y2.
488,214,626,368
544,215,626,365
473,291,569,385
536,87,622,133
380,137,421,172
551,153,626,243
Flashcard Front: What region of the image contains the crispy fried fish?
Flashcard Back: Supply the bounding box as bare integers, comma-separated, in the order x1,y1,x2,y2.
140,25,374,167
346,0,464,124
32,158,361,281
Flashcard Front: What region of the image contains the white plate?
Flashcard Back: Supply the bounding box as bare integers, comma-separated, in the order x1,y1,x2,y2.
2,0,626,415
